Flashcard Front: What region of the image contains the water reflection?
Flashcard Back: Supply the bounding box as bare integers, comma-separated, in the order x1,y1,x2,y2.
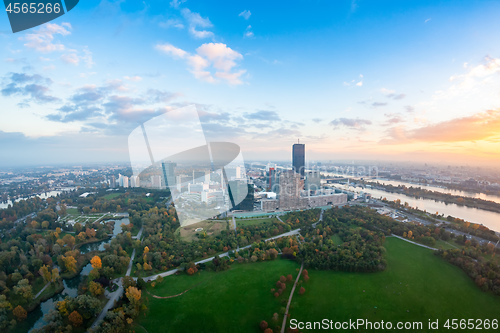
24,217,129,332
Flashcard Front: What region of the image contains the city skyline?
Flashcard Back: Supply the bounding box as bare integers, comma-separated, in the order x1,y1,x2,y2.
1,0,500,167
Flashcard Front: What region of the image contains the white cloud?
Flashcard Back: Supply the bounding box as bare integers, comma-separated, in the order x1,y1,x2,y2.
21,23,71,53
60,47,94,68
169,0,186,9
124,76,143,82
156,42,246,85
155,43,188,58
181,8,214,39
425,18,431,23
160,18,185,29
380,88,395,94
61,52,79,65
344,74,363,87
239,10,251,20
244,25,254,38
188,26,214,39
420,56,500,122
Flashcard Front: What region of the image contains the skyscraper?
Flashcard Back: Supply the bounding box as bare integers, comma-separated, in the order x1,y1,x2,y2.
161,161,177,188
292,141,305,177
278,170,303,210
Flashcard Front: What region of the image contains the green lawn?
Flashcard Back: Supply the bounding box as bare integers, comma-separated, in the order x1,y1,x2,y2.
66,207,79,215
237,217,277,227
330,233,342,245
135,238,500,333
137,260,299,333
103,193,122,200
288,237,500,332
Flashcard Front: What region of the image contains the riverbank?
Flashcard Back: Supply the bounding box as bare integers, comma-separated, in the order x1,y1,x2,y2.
360,180,500,214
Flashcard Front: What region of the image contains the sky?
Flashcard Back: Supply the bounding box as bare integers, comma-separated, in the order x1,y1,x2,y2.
1,0,500,167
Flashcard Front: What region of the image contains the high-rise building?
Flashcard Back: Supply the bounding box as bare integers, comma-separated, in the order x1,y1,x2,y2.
292,141,305,177
268,167,279,192
151,175,162,189
118,174,129,188
161,161,177,188
130,176,140,188
228,180,254,211
305,171,321,193
110,175,116,188
278,170,303,210
268,167,275,191
224,166,242,180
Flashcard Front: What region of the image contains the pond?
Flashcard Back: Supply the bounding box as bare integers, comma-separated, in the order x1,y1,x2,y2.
19,217,130,332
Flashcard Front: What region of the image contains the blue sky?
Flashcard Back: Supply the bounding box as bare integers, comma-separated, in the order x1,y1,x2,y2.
1,0,500,166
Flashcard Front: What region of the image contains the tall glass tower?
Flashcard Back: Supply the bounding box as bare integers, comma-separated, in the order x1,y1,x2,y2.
292,141,305,177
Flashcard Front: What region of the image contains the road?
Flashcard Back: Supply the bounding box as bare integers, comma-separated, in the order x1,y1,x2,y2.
142,227,303,282
89,284,124,331
390,234,438,251
281,261,304,333
89,215,143,331
33,282,50,299
232,216,237,232
368,201,500,249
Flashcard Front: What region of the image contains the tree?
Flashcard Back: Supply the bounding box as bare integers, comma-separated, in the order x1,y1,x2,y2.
13,305,27,321
122,276,136,290
86,228,96,238
299,287,305,295
51,268,60,282
74,223,82,233
39,265,52,283
89,281,104,297
264,329,273,333
260,320,268,331
63,234,75,248
62,256,77,274
126,286,142,308
286,274,293,282
68,310,83,326
14,279,32,301
91,256,102,269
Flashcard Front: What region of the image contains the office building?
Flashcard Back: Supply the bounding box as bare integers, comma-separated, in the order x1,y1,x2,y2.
305,171,321,193
292,142,305,177
161,161,177,188
278,170,303,211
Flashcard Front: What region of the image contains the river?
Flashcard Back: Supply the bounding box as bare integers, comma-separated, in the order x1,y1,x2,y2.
19,217,130,333
332,184,500,233
0,188,75,209
372,179,500,205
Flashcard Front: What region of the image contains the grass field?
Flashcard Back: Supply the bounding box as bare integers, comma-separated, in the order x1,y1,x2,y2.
177,220,229,242
236,217,278,227
103,192,122,200
136,237,500,333
58,211,113,225
330,233,342,245
288,237,500,332
137,260,299,333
